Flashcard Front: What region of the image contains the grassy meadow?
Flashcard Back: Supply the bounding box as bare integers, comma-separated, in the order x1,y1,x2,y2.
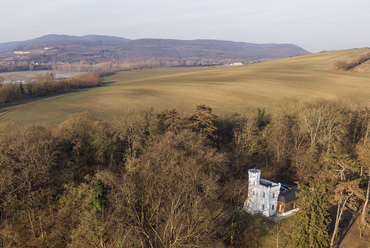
1,48,370,126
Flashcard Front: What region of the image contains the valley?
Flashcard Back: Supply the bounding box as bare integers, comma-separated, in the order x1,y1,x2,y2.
0,46,370,248
0,48,369,126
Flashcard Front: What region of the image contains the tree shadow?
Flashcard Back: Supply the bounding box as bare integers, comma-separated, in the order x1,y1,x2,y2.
335,211,358,248
0,88,90,111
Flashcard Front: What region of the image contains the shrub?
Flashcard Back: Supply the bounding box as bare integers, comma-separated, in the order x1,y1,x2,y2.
333,51,370,71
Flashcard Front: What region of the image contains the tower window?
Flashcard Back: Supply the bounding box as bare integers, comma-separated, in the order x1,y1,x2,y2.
263,192,265,198
272,205,275,210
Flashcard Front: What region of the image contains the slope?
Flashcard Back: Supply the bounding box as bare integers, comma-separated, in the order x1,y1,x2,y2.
0,49,369,126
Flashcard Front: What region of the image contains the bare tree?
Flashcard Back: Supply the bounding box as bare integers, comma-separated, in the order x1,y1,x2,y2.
264,112,293,166
356,142,370,237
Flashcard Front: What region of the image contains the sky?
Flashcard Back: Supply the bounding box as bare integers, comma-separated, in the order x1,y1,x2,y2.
1,0,369,53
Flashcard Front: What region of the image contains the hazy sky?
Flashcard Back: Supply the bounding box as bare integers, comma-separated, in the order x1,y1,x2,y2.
1,0,369,52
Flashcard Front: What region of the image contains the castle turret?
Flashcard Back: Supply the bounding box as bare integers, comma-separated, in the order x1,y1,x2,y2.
248,169,261,186
244,169,261,214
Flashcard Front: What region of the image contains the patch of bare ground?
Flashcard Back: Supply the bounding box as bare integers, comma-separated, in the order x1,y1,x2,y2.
339,214,370,248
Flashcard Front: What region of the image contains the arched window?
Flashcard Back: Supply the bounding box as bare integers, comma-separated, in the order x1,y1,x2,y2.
263,192,265,198
262,204,264,210
272,205,275,210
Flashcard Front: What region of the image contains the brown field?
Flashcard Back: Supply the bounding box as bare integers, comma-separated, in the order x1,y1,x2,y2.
0,48,370,126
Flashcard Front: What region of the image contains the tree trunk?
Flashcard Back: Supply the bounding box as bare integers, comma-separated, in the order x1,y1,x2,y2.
330,204,341,248
360,172,370,237
331,191,353,248
330,195,350,248
28,209,37,240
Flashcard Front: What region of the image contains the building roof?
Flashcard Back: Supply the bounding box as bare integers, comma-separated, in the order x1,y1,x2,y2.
249,169,260,173
260,178,279,187
278,185,300,203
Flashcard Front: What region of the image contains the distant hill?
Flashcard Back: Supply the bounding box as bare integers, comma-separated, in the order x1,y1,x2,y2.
0,41,22,52
0,34,310,64
0,34,130,52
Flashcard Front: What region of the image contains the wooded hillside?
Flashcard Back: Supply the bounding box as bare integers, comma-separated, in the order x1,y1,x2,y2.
0,35,310,67
1,99,370,247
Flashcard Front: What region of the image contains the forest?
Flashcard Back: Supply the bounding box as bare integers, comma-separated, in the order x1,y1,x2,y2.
0,99,370,247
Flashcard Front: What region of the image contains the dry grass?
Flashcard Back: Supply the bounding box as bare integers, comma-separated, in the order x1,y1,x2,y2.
1,49,370,126
339,216,370,248
352,59,370,73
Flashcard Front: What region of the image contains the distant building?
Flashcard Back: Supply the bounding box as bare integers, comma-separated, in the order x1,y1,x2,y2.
229,62,244,66
244,169,299,217
14,51,30,54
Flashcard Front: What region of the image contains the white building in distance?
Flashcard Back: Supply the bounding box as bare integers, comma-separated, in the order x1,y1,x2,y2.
14,51,30,54
229,62,244,66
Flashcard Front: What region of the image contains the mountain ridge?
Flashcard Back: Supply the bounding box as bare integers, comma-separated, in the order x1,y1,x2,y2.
0,34,310,64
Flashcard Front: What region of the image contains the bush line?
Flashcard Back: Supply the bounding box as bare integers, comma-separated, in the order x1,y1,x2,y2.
0,70,114,105
333,51,370,71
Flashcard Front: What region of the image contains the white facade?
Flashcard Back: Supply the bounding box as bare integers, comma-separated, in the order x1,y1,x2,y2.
244,169,280,217
228,62,244,66
14,51,30,54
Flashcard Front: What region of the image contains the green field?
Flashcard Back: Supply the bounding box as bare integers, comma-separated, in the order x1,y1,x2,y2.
1,49,370,126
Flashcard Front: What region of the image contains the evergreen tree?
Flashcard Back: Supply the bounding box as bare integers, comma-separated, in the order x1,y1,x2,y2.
190,105,218,139
291,182,330,248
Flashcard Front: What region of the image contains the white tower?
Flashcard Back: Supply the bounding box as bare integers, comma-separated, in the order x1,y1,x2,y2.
245,169,261,214
244,168,281,217
248,168,261,186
